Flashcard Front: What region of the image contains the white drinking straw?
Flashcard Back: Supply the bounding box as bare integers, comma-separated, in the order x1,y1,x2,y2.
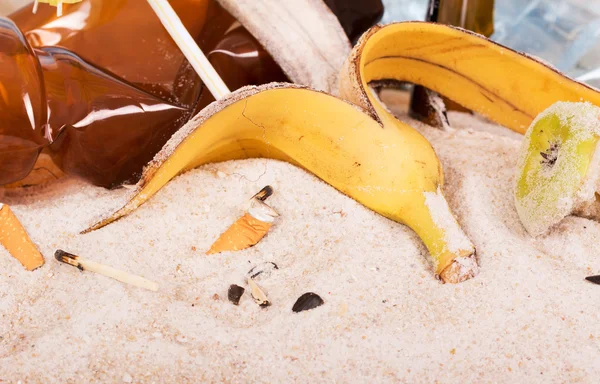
146,0,231,100
31,0,230,101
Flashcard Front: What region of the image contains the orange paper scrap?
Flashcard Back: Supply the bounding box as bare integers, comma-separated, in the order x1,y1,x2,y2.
206,213,272,255
0,204,45,270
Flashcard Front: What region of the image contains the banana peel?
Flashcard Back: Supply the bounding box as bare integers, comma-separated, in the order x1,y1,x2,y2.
83,82,476,283
339,23,600,135
83,22,600,282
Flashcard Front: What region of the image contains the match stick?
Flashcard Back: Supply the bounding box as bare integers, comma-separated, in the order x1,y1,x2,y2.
55,250,159,291
146,0,231,100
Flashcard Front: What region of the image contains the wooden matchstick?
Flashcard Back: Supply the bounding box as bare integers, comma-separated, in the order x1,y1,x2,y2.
55,250,159,291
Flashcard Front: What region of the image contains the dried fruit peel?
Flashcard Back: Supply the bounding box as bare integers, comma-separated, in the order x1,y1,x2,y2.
515,102,600,235
0,204,44,270
207,213,273,254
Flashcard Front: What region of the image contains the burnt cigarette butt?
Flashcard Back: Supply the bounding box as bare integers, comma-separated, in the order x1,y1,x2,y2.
206,194,278,255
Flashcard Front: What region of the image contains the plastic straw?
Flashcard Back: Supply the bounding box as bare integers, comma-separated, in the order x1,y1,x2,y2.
146,0,231,100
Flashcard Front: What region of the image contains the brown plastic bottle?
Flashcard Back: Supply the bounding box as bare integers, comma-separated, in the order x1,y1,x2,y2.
2,0,383,188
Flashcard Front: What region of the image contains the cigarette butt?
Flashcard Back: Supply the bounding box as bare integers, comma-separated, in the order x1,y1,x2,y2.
0,204,44,271
206,213,272,254
206,188,279,255
55,250,159,291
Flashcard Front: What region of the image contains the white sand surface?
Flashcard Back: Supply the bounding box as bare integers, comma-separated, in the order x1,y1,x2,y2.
1,102,600,383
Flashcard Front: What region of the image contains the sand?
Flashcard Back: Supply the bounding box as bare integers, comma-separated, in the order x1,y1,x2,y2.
3,3,600,381
1,97,600,382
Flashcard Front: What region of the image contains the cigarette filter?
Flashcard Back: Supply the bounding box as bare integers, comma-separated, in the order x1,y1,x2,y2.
206,190,278,255
0,204,44,270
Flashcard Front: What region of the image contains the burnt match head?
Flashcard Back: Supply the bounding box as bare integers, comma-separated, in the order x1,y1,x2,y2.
252,186,274,201
54,250,81,269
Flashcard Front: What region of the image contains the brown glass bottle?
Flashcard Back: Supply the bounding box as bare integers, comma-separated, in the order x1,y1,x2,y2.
6,0,288,188
409,0,494,121
323,0,384,43
3,0,384,188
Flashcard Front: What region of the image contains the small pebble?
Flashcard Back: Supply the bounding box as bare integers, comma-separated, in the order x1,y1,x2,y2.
152,332,162,338
228,284,245,305
122,373,132,383
216,171,226,178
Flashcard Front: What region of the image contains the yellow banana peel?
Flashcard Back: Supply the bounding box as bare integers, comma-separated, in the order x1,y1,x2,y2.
340,23,600,135
83,22,600,283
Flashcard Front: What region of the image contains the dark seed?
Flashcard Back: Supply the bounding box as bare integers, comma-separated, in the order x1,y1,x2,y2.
228,284,245,305
585,275,600,285
292,292,324,313
247,262,279,280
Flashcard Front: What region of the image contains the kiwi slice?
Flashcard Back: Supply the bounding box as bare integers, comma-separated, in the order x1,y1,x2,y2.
515,102,600,235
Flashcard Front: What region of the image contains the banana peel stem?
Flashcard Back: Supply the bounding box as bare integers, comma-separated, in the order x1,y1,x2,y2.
405,188,477,283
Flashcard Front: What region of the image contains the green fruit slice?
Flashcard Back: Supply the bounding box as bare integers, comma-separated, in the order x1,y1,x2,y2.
515,102,600,235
